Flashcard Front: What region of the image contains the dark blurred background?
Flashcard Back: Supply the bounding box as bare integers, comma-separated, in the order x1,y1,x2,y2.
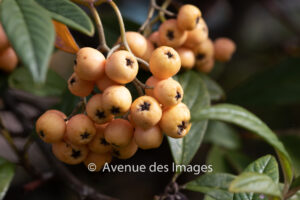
1,0,300,199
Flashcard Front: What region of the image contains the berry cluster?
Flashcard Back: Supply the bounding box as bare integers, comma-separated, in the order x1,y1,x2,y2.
36,42,191,171
35,3,236,172
147,4,236,73
0,24,18,73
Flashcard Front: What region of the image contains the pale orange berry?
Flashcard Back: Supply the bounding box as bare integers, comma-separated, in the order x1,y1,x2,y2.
68,72,94,97
177,4,202,31
158,19,187,48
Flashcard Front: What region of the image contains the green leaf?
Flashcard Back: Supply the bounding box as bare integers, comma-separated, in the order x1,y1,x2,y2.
233,155,280,200
196,104,293,184
8,67,66,97
167,71,210,165
0,158,15,200
228,58,300,107
35,0,94,36
244,155,279,182
229,172,282,197
198,72,225,101
0,0,55,83
184,173,235,200
204,121,241,150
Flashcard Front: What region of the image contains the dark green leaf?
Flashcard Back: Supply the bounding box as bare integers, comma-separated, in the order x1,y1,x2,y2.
0,157,15,200
184,173,236,200
0,0,55,83
8,67,66,97
35,0,94,36
228,58,300,107
198,72,225,101
204,121,241,150
229,172,281,197
196,104,293,184
244,155,279,182
167,71,210,165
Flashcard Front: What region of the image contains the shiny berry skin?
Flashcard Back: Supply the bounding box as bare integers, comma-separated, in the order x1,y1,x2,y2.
74,47,106,81
65,114,96,145
149,46,181,79
86,94,114,124
105,50,138,84
68,72,94,97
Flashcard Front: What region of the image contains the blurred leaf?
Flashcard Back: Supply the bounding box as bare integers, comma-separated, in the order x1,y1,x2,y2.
280,135,300,177
35,0,94,36
229,172,281,197
198,72,225,101
225,150,252,174
204,121,241,150
184,173,235,200
0,0,55,83
0,157,15,200
8,67,66,97
197,104,293,184
206,145,231,173
167,71,210,166
234,155,279,200
228,58,300,107
53,20,79,54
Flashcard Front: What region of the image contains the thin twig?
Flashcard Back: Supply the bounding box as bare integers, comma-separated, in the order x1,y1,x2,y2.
284,186,300,200
133,80,144,96
107,1,132,54
159,0,172,22
88,3,110,53
106,43,121,58
65,100,84,121
133,78,153,89
139,0,156,33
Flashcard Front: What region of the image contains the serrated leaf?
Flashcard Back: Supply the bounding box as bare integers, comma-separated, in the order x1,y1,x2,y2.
53,20,79,54
0,157,15,200
35,0,94,36
0,0,55,83
198,72,225,101
167,71,210,166
196,104,293,184
184,173,235,200
204,121,241,150
8,67,66,97
229,172,281,197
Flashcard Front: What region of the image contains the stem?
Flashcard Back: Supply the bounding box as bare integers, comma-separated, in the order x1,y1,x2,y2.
284,187,300,199
133,78,153,89
133,80,144,96
65,100,84,121
136,57,150,70
139,0,156,34
159,0,172,22
88,2,110,53
107,1,132,54
106,43,121,58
